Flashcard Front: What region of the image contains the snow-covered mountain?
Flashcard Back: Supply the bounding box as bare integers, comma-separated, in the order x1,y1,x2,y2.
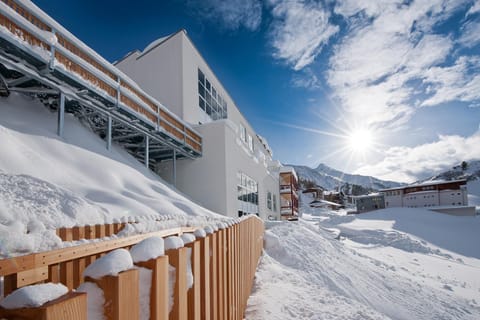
419,160,480,183
290,163,404,192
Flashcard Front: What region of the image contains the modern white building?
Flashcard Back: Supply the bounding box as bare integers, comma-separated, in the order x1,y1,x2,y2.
115,30,297,220
380,180,468,209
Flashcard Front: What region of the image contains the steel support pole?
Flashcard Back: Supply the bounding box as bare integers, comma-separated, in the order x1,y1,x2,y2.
57,92,65,137
106,115,112,150
145,135,149,168
173,149,177,187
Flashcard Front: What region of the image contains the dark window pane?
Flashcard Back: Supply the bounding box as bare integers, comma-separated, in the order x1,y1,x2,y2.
198,82,205,98
199,96,205,110
198,69,205,84
205,79,211,92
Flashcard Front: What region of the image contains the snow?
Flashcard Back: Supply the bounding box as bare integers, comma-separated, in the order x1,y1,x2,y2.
138,267,153,320
83,249,133,280
0,93,220,257
164,236,184,251
168,265,175,313
204,226,214,234
142,36,169,54
194,228,207,238
77,282,105,320
130,237,165,263
181,233,196,245
0,283,68,309
186,248,194,289
246,207,480,319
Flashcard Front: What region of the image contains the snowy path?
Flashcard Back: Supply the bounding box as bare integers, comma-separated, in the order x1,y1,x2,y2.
246,214,480,320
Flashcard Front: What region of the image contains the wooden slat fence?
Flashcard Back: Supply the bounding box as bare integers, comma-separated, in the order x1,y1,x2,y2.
0,0,202,154
0,216,264,320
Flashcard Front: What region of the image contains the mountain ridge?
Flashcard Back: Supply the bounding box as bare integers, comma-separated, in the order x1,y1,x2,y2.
288,163,404,192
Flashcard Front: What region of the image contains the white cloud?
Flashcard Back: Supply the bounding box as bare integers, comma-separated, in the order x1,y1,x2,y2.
195,0,263,31
291,68,322,89
355,131,480,183
466,0,480,16
327,0,470,130
421,56,480,107
458,20,480,48
268,0,338,70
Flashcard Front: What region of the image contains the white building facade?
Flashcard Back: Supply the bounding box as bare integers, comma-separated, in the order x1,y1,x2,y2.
116,30,290,220
381,180,468,209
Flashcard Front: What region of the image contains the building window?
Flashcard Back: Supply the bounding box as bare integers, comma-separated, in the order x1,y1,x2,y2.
248,134,253,151
267,192,272,210
198,69,227,120
237,172,258,217
240,124,246,142
273,194,277,212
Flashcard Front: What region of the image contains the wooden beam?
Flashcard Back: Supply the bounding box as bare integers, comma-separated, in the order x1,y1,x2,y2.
0,227,196,277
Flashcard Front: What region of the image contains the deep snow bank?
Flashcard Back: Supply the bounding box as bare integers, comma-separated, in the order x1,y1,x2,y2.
0,93,219,257
246,209,480,320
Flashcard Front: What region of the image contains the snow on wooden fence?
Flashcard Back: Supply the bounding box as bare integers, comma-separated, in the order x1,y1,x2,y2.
0,216,264,320
56,223,128,242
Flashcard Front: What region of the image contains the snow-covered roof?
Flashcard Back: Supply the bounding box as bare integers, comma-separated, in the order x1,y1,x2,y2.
351,193,382,199
380,179,467,191
280,166,298,180
142,35,170,55
256,134,273,156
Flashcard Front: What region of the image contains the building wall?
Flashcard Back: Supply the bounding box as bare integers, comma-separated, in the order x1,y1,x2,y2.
116,30,284,220
156,121,228,215
403,191,439,208
383,190,403,208
438,189,467,206
115,32,184,118
383,184,468,208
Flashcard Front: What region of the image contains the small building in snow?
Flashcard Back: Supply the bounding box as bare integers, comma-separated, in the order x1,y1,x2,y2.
352,194,385,213
279,167,299,220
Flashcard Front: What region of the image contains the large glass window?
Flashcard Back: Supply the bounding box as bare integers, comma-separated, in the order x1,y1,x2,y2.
237,172,259,217
198,68,228,120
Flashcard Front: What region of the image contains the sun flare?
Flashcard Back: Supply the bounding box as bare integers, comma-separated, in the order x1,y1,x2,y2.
347,128,373,152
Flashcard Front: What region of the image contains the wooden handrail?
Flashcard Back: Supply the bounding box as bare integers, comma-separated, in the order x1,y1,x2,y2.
0,226,196,277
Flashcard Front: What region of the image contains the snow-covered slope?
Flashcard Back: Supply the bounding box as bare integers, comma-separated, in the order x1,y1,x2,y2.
0,93,219,256
246,209,480,319
291,163,403,191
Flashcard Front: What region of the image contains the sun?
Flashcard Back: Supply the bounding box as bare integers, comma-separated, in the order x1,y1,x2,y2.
347,128,373,152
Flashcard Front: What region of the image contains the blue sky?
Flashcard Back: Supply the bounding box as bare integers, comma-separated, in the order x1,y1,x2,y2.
33,0,480,183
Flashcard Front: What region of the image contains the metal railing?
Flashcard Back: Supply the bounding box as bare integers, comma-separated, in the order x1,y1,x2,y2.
0,0,202,154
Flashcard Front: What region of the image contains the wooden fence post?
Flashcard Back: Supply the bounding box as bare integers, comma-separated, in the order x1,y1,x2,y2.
87,268,139,320
185,240,200,320
165,248,188,320
59,228,74,290
0,292,87,320
209,232,218,320
198,236,210,320
135,256,169,320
